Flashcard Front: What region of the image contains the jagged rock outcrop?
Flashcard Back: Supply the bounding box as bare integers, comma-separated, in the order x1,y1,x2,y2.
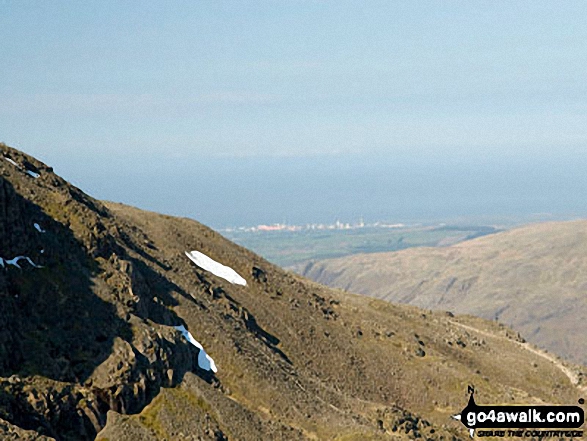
0,147,204,439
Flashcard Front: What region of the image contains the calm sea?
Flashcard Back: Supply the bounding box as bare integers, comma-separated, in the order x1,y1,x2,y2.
62,152,587,229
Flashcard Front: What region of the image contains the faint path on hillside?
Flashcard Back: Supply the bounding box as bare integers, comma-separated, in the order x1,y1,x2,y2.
452,321,587,396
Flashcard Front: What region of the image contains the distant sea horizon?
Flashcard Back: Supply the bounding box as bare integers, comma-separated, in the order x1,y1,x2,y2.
56,151,587,229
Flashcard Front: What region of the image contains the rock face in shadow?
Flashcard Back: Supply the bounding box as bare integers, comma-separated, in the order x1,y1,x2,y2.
0,147,200,440
0,144,584,441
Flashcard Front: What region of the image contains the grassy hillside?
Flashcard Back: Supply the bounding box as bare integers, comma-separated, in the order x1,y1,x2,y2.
299,221,587,367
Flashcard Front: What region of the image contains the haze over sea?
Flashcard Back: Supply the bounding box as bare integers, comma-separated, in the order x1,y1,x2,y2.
51,150,587,229
3,2,587,230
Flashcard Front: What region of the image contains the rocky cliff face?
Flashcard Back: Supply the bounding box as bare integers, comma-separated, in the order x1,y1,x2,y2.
0,147,199,440
0,144,584,441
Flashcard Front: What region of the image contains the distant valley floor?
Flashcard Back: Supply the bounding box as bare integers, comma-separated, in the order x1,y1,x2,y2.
224,223,501,268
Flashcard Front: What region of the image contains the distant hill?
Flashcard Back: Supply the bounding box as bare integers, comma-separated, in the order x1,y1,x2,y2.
299,220,587,366
0,143,584,440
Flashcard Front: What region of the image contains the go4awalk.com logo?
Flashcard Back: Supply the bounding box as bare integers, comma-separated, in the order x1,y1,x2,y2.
452,386,585,438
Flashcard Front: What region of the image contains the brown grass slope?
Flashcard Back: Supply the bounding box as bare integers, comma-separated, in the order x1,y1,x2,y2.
0,144,584,440
300,221,587,367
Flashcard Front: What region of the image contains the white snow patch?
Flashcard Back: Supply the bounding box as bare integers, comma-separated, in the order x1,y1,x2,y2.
185,251,247,286
34,223,46,233
0,258,4,268
4,157,20,168
3,156,40,178
174,325,218,373
4,156,40,178
2,256,43,269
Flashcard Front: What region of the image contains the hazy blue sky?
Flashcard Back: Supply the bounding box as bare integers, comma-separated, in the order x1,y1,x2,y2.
2,1,587,226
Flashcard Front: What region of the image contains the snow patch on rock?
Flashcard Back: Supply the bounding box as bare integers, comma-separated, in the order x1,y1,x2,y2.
174,325,218,373
4,157,20,168
4,156,40,178
1,256,43,269
185,250,246,286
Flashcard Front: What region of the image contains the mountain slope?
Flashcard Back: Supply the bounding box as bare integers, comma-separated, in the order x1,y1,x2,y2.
0,144,584,440
299,220,587,366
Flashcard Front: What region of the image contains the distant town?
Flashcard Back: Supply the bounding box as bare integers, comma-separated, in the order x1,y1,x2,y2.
219,219,410,233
